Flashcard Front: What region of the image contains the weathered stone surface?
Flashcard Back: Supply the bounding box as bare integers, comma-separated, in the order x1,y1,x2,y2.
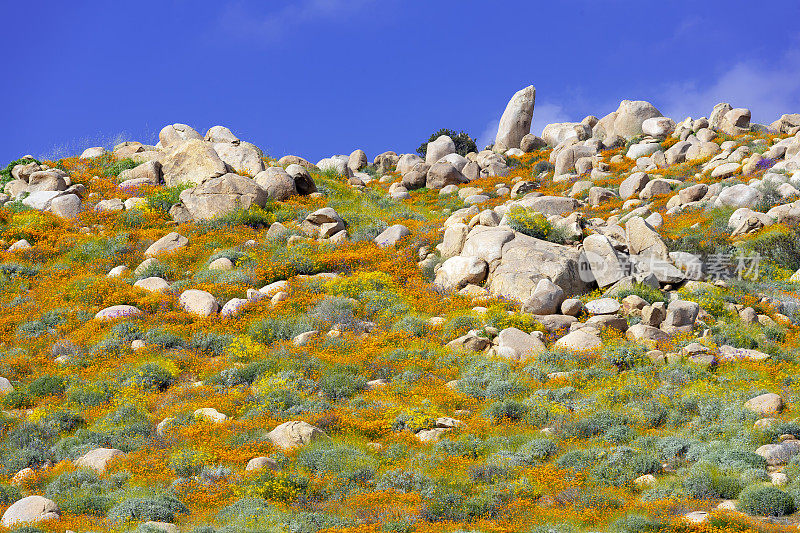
255,167,297,200
95,305,143,321
145,232,188,257
488,233,592,302
426,136,456,165
744,393,784,416
179,289,219,317
268,421,326,449
161,139,228,187
179,173,267,220
1,496,59,527
495,85,536,149
756,441,800,466
583,234,627,287
213,141,265,176
375,224,411,247
494,327,546,362
522,278,564,315
435,256,488,291
626,216,668,259
555,329,603,352
75,448,125,474
159,123,203,149
426,161,468,189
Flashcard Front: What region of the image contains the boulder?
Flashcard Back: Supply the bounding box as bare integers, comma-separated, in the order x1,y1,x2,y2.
348,149,368,171
585,298,621,315
285,164,317,195
268,421,326,449
744,393,784,416
619,172,650,200
159,123,203,149
583,234,627,287
396,153,424,175
520,134,547,152
401,163,430,190
435,256,488,291
1,496,59,527
213,141,265,176
426,161,467,189
375,224,411,247
179,173,267,220
134,277,170,293
595,100,662,140
301,207,346,238
255,167,297,200
679,183,709,204
179,289,219,317
716,184,762,208
555,329,603,352
27,169,68,192
516,195,580,216
626,217,668,259
426,136,456,165
145,232,188,257
522,278,564,315
49,194,82,218
664,300,699,328
161,139,228,187
95,305,142,321
756,441,800,466
494,327,546,362
639,179,671,199
719,108,751,136
641,117,676,138
246,457,279,471
118,160,162,185
80,146,107,159
487,233,592,302
205,125,239,143
495,85,536,149
75,448,125,474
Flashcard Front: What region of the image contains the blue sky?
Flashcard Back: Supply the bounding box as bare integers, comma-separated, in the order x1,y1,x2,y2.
2,0,800,164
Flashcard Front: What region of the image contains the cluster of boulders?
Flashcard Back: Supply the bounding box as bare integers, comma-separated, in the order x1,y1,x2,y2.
2,159,85,217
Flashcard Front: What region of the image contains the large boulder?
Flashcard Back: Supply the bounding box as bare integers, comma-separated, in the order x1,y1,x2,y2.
179,173,267,220
495,85,536,150
159,123,203,149
426,136,456,165
626,216,668,259
514,195,581,217
522,278,564,315
542,122,590,147
118,160,162,185
145,232,188,257
426,161,468,189
715,184,762,209
75,448,125,474
268,421,326,449
594,100,662,140
494,327,546,362
179,289,219,317
205,125,239,143
161,139,228,187
583,234,627,287
213,141,265,176
1,496,59,527
254,167,297,201
434,256,488,291
375,224,411,247
285,164,317,195
487,233,592,302
396,153,424,175
745,393,784,416
719,108,751,136
348,149,368,171
27,169,68,192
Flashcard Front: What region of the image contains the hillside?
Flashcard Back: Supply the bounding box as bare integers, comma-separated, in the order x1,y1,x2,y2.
0,87,800,533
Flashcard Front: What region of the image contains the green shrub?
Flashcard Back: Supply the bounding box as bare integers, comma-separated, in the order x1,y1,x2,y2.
486,399,528,422
613,283,667,304
736,485,795,516
416,128,477,158
146,183,194,213
189,332,233,356
133,363,174,391
28,375,66,398
247,315,312,345
107,495,188,524
392,314,430,337
1,157,41,187
531,160,555,176
611,514,663,533
0,483,20,505
200,205,276,230
319,371,367,401
105,157,138,177
506,206,565,243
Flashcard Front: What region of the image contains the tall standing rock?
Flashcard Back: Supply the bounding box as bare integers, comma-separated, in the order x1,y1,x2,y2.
495,85,536,150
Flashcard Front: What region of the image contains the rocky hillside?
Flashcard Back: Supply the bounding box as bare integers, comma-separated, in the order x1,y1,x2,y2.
0,86,800,533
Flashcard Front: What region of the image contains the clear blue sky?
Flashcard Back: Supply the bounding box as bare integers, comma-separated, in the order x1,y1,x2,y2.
2,0,800,164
